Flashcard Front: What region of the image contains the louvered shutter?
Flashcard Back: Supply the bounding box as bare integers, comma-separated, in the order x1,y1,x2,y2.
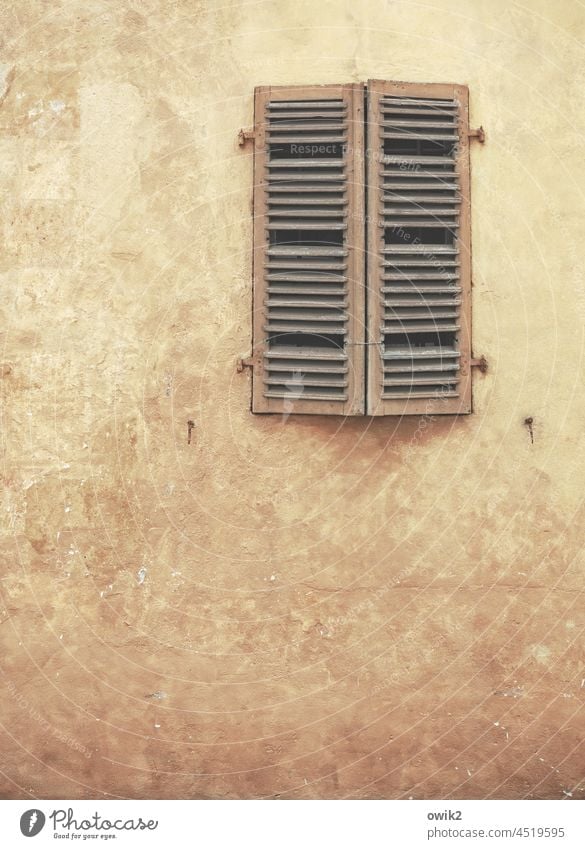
252,84,365,415
366,80,472,416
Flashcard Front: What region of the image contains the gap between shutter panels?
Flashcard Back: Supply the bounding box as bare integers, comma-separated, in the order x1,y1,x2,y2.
366,81,472,416
254,85,364,414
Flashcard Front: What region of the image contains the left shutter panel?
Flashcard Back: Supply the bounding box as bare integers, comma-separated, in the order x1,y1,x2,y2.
252,84,365,415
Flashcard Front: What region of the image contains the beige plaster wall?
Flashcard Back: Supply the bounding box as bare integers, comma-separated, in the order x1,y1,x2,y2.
1,0,584,799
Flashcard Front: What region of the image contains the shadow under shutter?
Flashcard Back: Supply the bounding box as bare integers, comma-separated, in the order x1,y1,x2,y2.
252,84,365,415
366,80,472,416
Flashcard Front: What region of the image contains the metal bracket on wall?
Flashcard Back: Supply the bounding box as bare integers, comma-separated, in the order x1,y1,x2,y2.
470,355,488,373
468,126,486,143
238,128,255,146
237,352,260,372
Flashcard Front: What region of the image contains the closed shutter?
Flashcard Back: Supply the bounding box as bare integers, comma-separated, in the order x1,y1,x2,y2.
252,84,365,415
366,80,472,416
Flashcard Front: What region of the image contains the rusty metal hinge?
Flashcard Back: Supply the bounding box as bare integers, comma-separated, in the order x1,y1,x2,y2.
238,128,255,147
468,126,486,143
236,356,254,373
237,350,261,372
470,355,488,373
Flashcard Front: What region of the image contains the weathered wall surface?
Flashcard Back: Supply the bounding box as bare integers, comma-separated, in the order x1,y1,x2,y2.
1,0,584,799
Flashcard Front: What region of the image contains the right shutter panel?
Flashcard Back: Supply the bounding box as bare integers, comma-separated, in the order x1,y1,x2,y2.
366,80,472,416
252,84,365,416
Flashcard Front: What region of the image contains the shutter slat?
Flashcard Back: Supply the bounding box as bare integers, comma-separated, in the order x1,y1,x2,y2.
267,134,347,143
380,109,457,117
382,206,459,213
268,197,348,206
380,97,457,107
381,389,459,399
383,375,460,386
266,299,348,307
380,155,457,165
383,182,459,190
383,262,460,269
269,208,347,217
383,273,460,279
381,245,458,254
381,132,458,141
267,108,346,114
267,271,347,279
382,195,461,204
384,362,459,373
267,246,347,256
380,120,457,128
382,169,457,178
385,298,462,307
383,322,461,333
267,289,347,299
381,106,458,114
382,347,460,360
267,222,347,230
268,184,346,193
383,289,461,296
265,375,348,387
268,100,347,109
265,347,347,360
267,158,344,168
267,122,348,130
267,261,347,270
384,308,459,318
267,363,349,374
267,309,348,321
265,324,347,334
381,219,459,227
265,391,349,401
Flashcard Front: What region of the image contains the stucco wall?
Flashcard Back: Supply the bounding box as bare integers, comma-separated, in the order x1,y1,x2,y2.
1,0,584,799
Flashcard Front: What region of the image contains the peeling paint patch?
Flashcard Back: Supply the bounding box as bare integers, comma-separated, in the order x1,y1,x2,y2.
494,686,524,698
531,645,551,665
0,65,14,107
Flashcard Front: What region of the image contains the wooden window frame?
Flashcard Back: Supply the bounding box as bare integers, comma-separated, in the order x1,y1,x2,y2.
248,80,476,417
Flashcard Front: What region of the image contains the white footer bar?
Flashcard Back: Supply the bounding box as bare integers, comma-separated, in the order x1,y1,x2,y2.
0,800,581,849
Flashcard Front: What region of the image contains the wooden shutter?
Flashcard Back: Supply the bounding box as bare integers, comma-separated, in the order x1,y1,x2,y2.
366,80,472,416
252,84,365,415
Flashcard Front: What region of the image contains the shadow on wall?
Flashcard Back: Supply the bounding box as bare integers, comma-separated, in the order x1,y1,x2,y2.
249,407,471,451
